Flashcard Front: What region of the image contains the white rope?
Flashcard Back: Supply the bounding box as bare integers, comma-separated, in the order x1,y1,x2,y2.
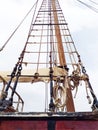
53,85,66,109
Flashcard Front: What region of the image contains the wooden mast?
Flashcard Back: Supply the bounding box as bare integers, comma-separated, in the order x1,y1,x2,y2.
51,0,75,112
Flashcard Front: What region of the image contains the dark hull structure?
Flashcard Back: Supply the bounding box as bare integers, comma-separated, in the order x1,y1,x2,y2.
0,112,98,130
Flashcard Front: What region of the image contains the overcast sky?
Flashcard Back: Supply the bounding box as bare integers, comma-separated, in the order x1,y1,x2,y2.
0,0,98,112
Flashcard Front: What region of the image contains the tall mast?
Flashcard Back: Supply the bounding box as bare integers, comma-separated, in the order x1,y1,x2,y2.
51,0,75,112
52,0,66,66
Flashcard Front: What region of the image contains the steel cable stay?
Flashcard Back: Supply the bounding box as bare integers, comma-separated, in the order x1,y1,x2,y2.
0,0,39,52
76,0,98,13
89,0,98,5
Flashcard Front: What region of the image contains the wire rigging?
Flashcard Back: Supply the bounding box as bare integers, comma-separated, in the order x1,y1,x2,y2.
0,0,39,52
89,0,98,5
76,0,98,13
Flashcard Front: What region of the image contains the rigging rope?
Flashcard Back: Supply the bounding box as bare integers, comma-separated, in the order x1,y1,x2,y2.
76,0,98,13
36,2,46,72
0,0,39,52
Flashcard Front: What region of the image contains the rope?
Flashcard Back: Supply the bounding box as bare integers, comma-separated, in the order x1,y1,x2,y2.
53,77,67,110
0,0,39,52
53,85,66,108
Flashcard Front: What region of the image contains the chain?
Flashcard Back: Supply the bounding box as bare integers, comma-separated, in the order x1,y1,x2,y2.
0,53,23,110
9,64,22,106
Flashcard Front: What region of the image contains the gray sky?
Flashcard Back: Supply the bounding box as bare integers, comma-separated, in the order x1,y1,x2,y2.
0,0,98,112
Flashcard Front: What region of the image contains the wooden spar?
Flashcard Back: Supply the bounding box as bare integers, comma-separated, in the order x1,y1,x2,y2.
51,0,75,112
51,1,66,66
